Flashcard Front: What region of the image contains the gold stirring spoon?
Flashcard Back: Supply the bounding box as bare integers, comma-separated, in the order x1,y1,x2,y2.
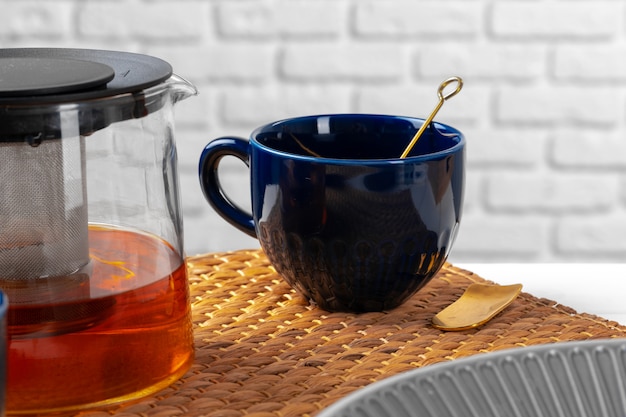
400,76,522,331
400,76,464,159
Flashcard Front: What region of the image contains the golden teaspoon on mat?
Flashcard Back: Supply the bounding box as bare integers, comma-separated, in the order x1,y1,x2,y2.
432,283,523,331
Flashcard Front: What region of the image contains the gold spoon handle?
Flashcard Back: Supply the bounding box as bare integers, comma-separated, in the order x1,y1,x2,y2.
400,76,464,159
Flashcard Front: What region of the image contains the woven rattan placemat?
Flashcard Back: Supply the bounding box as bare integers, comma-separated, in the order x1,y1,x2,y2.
80,249,626,417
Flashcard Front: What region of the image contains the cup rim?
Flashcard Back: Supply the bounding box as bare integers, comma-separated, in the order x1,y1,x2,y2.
250,113,465,165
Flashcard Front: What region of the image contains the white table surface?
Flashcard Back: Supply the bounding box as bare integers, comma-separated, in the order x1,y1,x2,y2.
455,263,626,326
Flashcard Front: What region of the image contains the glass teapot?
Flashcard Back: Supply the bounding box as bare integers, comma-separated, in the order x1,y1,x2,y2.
0,48,196,414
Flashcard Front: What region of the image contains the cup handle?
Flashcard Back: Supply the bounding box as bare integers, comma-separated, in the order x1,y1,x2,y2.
199,137,257,238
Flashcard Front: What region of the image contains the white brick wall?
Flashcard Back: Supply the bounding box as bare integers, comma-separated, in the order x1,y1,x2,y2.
2,0,625,263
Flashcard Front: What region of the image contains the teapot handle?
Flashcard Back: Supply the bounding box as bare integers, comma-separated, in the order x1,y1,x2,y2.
198,137,257,238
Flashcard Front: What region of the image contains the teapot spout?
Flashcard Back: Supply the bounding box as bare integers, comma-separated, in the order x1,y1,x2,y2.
168,74,198,103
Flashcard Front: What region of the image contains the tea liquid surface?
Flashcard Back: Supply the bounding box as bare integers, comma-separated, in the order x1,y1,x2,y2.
5,225,193,414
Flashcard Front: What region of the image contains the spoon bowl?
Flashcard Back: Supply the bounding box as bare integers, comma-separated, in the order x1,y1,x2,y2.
432,283,522,331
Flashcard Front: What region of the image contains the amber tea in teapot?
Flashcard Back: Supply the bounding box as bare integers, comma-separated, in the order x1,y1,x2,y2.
8,225,192,411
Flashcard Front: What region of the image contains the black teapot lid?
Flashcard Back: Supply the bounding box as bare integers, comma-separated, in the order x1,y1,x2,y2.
0,48,174,141
0,57,115,98
0,48,172,103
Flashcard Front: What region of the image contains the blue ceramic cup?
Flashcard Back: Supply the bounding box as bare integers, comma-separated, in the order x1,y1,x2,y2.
199,114,465,312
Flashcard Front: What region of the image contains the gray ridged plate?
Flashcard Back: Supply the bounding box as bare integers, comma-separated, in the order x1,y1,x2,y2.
318,339,626,417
